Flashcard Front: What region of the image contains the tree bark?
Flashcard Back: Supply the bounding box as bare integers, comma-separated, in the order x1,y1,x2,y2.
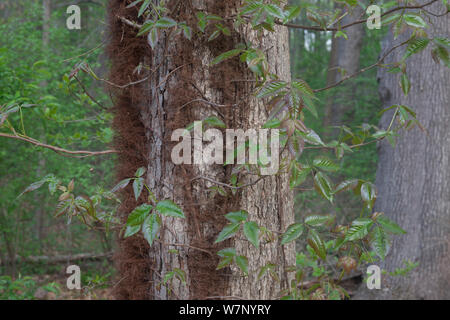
355,1,450,299
109,0,294,300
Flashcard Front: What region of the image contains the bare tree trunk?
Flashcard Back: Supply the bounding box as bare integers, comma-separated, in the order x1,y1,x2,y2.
323,5,364,132
355,1,450,299
34,0,51,243
109,0,294,300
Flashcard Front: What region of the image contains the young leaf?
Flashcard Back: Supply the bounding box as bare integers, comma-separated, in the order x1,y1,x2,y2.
345,218,373,242
236,255,249,275
156,200,185,218
305,215,332,227
127,204,152,226
243,221,260,248
203,116,226,128
281,223,304,245
135,167,146,178
372,226,389,260
215,223,241,243
124,225,141,238
211,49,243,66
307,229,326,260
133,178,144,201
142,213,160,246
256,81,287,98
111,178,131,193
225,210,248,223
377,216,406,234
217,256,234,269
314,172,334,203
155,17,177,28
403,14,427,29
400,73,411,95
217,247,236,257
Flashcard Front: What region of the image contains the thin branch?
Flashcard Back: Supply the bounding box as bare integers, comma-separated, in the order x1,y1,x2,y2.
279,0,439,31
314,38,410,93
0,133,118,158
74,75,108,110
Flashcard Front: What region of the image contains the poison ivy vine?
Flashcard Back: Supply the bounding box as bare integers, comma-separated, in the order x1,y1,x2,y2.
9,0,449,299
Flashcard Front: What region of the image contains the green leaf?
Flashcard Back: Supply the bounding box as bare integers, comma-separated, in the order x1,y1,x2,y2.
403,38,430,60
264,4,285,20
225,210,248,223
281,223,304,245
179,22,192,40
211,49,243,66
314,172,334,203
215,223,241,243
400,73,411,96
290,165,311,188
403,14,427,29
217,247,236,257
208,30,221,41
142,213,160,246
307,229,326,260
305,215,332,227
292,80,314,97
203,116,226,128
156,200,185,218
256,81,287,98
361,182,376,209
313,157,339,172
243,221,260,248
127,204,152,226
217,256,234,269
334,179,359,194
111,178,131,192
19,179,46,197
147,28,158,49
377,216,406,234
372,226,389,260
135,167,146,178
155,17,177,28
138,0,150,17
236,255,249,275
137,20,154,36
283,6,301,23
345,218,373,242
300,129,325,146
302,95,318,118
262,118,281,129
133,178,144,201
124,225,140,238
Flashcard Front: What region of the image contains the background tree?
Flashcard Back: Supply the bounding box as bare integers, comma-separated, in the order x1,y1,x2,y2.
356,0,450,299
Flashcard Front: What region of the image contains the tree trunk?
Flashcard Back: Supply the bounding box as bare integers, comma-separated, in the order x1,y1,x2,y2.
34,0,51,244
108,0,294,300
356,1,450,299
323,5,364,132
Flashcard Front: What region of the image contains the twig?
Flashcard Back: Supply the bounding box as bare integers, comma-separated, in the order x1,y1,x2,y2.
0,133,118,157
278,0,439,32
314,38,410,93
74,75,108,110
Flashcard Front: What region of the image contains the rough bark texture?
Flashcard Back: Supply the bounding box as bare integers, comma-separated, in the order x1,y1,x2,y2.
355,1,450,299
108,0,294,300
